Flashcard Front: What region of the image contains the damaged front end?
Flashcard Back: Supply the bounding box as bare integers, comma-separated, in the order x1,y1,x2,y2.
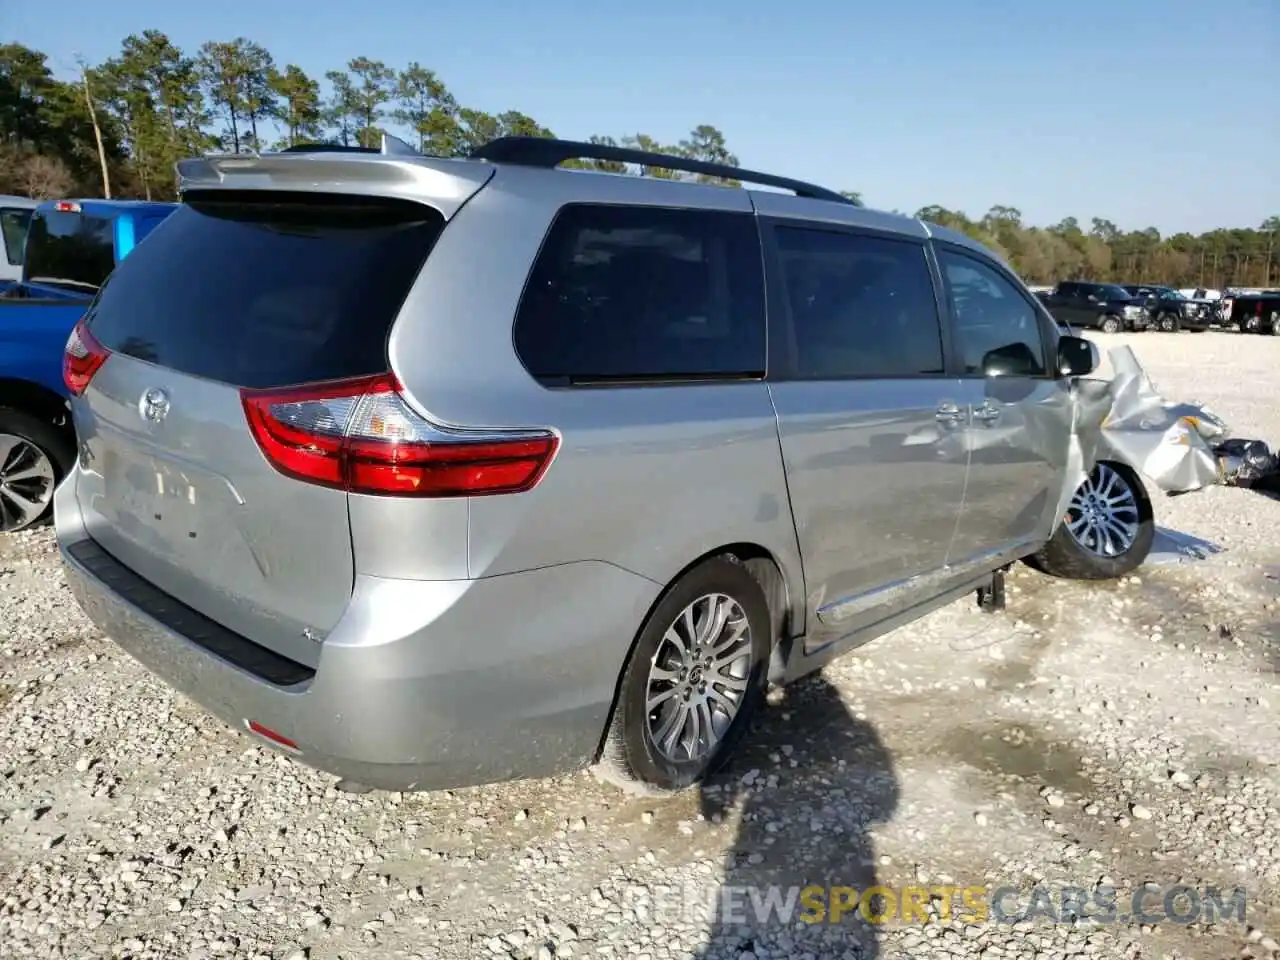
1062,344,1277,508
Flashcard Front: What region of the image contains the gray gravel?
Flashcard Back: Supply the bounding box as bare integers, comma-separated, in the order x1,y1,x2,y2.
2,330,1279,960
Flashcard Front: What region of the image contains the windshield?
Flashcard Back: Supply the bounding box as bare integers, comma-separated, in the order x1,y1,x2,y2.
1099,284,1132,300
23,209,115,291
0,208,33,266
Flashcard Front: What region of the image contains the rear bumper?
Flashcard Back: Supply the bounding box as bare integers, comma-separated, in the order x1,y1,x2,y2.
55,473,660,791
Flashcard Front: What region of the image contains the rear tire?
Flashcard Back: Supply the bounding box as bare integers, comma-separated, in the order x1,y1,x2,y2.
594,556,771,795
0,407,74,533
1158,312,1179,332
1099,315,1121,334
1027,461,1154,580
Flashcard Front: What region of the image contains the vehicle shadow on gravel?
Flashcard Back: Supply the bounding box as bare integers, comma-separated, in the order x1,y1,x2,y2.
692,673,898,959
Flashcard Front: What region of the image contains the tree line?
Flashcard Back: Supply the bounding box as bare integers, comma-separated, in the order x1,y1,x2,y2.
1,35,1276,290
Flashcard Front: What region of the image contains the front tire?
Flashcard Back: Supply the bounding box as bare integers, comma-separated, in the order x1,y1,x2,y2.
0,407,74,533
594,557,771,795
1027,461,1154,580
1099,315,1121,334
1158,312,1179,332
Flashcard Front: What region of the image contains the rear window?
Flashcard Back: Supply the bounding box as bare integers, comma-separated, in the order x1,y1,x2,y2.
24,210,115,290
1,207,32,266
513,203,766,384
85,192,444,390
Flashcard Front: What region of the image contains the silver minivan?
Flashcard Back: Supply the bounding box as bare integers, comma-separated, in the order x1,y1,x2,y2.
56,137,1152,794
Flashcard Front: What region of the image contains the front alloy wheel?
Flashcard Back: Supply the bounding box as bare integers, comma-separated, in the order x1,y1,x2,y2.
1064,462,1141,558
1026,461,1155,580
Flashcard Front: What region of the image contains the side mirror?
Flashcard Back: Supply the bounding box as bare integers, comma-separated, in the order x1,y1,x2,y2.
1057,334,1098,377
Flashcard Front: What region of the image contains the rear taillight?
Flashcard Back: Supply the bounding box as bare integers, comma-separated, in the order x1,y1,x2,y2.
241,374,559,497
63,319,110,396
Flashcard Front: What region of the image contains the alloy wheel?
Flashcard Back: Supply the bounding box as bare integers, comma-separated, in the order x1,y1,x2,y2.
645,592,753,764
0,434,56,532
1065,463,1141,558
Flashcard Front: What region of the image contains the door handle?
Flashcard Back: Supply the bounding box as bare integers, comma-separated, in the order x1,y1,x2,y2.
974,401,1001,424
935,401,965,425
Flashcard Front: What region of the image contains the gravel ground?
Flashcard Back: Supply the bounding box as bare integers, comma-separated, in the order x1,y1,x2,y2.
2,330,1279,960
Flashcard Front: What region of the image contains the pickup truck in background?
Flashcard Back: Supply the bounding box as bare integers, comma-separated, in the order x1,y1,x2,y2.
1120,284,1216,332
1228,289,1280,334
0,198,177,532
0,195,39,288
1177,287,1222,303
1034,281,1151,333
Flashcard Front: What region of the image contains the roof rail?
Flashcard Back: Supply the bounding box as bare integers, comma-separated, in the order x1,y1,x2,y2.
470,136,853,205
279,133,421,157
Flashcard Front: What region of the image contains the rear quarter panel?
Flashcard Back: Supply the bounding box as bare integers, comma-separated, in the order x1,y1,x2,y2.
387,167,807,621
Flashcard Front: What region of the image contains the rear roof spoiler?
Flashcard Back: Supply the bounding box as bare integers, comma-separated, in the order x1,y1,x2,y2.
277,133,422,157
175,133,492,210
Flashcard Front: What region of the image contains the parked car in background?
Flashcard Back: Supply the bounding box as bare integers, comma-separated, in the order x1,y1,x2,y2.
0,198,177,532
56,136,1151,798
1120,284,1215,332
1036,281,1150,333
1227,289,1280,334
0,195,39,287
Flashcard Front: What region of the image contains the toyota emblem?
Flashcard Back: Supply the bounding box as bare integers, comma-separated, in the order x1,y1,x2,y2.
139,387,171,424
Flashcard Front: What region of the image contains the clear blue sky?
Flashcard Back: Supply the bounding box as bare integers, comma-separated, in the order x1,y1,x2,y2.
13,0,1278,235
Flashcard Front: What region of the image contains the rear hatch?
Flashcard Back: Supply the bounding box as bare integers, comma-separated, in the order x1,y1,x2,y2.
70,191,448,667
